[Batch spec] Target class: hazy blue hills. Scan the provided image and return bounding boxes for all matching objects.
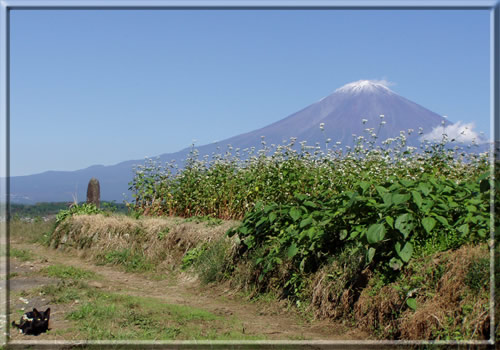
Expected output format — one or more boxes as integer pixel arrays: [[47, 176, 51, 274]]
[[8, 80, 486, 204]]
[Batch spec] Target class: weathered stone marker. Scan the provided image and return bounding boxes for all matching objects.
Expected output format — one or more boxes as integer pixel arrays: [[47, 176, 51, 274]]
[[86, 177, 100, 208]]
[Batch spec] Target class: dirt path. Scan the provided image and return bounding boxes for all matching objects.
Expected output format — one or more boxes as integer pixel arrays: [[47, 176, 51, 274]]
[[8, 240, 369, 342]]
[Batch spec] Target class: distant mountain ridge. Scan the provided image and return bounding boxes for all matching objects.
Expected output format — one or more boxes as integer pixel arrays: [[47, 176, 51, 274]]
[[8, 80, 471, 203]]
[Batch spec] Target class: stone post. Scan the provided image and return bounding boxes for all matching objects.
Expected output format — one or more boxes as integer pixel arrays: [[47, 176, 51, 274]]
[[86, 177, 100, 208]]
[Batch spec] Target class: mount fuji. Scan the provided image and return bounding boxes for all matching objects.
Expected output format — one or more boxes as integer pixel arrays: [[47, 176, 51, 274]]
[[212, 80, 450, 149], [8, 80, 476, 204]]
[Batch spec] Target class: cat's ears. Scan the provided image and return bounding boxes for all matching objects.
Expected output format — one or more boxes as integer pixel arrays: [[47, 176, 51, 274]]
[[32, 308, 50, 317]]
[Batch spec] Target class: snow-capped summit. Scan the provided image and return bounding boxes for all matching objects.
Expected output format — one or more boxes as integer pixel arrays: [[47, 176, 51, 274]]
[[335, 79, 394, 94]]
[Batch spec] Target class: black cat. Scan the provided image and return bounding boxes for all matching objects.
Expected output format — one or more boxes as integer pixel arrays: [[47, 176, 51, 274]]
[[11, 308, 50, 335]]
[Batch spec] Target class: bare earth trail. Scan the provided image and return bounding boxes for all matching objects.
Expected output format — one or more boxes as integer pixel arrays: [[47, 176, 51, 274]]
[[8, 239, 369, 342]]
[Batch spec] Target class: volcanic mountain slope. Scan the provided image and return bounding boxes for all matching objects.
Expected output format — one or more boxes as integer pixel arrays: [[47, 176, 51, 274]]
[[214, 80, 449, 149], [9, 80, 454, 203]]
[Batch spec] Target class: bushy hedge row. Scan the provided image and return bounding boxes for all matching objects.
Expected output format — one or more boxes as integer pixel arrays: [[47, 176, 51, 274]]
[[228, 172, 490, 298], [129, 129, 488, 220]]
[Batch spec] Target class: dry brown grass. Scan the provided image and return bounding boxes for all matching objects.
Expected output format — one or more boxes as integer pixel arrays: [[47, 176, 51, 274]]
[[397, 244, 490, 340], [354, 282, 403, 338], [352, 244, 490, 340], [308, 247, 367, 320], [51, 214, 239, 270]]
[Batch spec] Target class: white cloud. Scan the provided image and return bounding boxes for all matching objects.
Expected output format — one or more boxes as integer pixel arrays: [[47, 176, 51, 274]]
[[420, 121, 485, 144], [370, 78, 396, 88]]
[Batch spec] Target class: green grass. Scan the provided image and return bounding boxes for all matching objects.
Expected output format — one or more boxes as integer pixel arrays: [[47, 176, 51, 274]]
[[40, 264, 97, 280], [66, 292, 263, 340], [37, 280, 91, 304], [10, 248, 34, 262], [96, 249, 154, 272], [36, 280, 265, 341], [9, 218, 55, 245], [192, 238, 233, 284]]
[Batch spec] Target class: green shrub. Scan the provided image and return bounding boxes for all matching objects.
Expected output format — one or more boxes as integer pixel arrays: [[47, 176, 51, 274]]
[[228, 172, 490, 300], [181, 244, 208, 270], [56, 203, 103, 224], [129, 126, 488, 221], [193, 239, 233, 284]]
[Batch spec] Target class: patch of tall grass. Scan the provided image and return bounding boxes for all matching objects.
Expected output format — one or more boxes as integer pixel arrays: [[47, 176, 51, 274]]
[[9, 217, 55, 245]]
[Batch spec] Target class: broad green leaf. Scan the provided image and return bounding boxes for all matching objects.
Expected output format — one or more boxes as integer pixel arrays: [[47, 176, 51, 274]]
[[392, 193, 411, 206], [458, 223, 469, 236], [360, 181, 370, 193], [306, 227, 317, 240], [385, 216, 394, 229], [397, 242, 413, 262], [407, 298, 417, 310], [300, 216, 313, 228], [395, 213, 415, 239], [287, 243, 299, 258], [422, 217, 436, 234], [264, 204, 276, 213], [290, 207, 301, 221], [400, 179, 413, 187], [421, 199, 434, 213], [395, 241, 401, 253], [367, 247, 376, 263], [366, 223, 386, 244], [319, 218, 332, 226], [269, 212, 277, 223], [381, 193, 393, 207], [433, 215, 449, 227], [388, 182, 402, 191], [375, 185, 388, 196], [411, 191, 423, 209], [294, 193, 307, 201], [304, 201, 318, 208], [417, 183, 432, 196], [340, 229, 348, 240], [466, 205, 477, 213]]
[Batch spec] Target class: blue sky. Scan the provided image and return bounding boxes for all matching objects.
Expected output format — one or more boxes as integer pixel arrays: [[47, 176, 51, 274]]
[[10, 9, 491, 176]]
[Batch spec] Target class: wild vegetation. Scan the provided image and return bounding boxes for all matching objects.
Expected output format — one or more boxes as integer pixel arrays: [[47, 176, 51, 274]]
[[45, 120, 496, 340], [125, 121, 495, 340]]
